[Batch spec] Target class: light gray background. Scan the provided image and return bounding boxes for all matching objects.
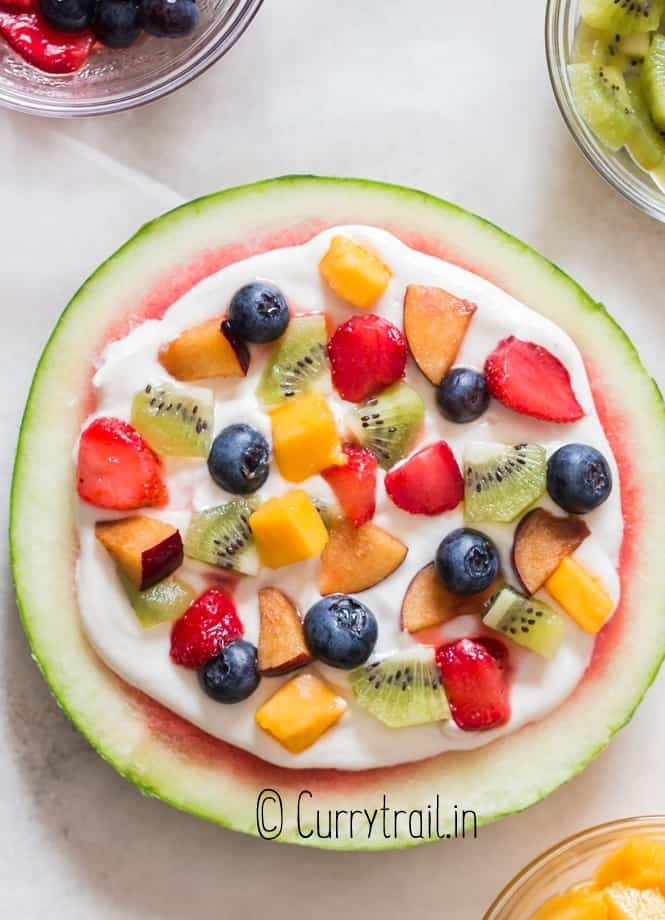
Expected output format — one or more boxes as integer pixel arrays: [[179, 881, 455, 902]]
[[2, 1, 665, 916]]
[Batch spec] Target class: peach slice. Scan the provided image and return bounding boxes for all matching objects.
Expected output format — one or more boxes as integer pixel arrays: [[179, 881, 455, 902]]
[[159, 318, 249, 381], [401, 562, 501, 633], [95, 515, 183, 589], [319, 520, 407, 595], [258, 587, 312, 676], [403, 285, 477, 384], [513, 507, 590, 594]]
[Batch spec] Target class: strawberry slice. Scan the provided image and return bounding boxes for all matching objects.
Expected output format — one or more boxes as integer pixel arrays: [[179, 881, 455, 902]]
[[436, 637, 510, 731], [0, 11, 94, 74], [170, 588, 244, 669], [77, 417, 168, 511], [321, 443, 377, 527], [0, 0, 36, 11], [385, 441, 463, 515], [484, 336, 584, 423], [328, 314, 407, 402]]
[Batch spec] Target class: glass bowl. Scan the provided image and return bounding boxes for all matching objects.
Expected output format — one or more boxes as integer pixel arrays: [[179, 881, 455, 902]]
[[0, 0, 263, 117], [546, 0, 665, 220], [484, 816, 665, 919]]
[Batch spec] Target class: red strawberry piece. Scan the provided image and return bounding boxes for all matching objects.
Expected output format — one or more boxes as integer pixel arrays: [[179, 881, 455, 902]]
[[436, 637, 510, 730], [328, 314, 407, 402], [77, 417, 168, 511], [484, 336, 584, 423], [0, 0, 36, 12], [322, 443, 377, 527], [0, 11, 94, 74], [170, 588, 244, 669], [385, 441, 463, 515]]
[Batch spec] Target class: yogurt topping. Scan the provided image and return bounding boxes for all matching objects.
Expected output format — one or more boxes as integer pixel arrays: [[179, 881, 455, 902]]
[[75, 226, 622, 770]]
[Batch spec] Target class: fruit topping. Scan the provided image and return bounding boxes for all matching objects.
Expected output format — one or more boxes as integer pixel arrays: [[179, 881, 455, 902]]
[[270, 391, 344, 482], [257, 313, 330, 406], [198, 640, 260, 703], [403, 285, 477, 384], [170, 587, 243, 669], [435, 527, 500, 595], [350, 647, 450, 728], [159, 318, 249, 381], [605, 884, 665, 917], [207, 424, 270, 495], [436, 637, 510, 731], [304, 593, 378, 669], [0, 0, 36, 11], [483, 586, 564, 659], [249, 490, 329, 569], [401, 562, 501, 634], [40, 0, 93, 31], [257, 587, 312, 676], [319, 520, 407, 595], [643, 33, 665, 130], [484, 337, 584, 423], [513, 507, 590, 594], [77, 417, 167, 510], [119, 573, 194, 629], [463, 442, 547, 523], [228, 282, 290, 345], [319, 235, 392, 309], [255, 672, 347, 753], [92, 0, 141, 48], [141, 0, 198, 37], [131, 383, 212, 458], [184, 498, 259, 575], [347, 380, 424, 470], [545, 556, 614, 634], [436, 367, 489, 423], [595, 837, 665, 891], [321, 443, 377, 527], [581, 0, 663, 34], [0, 10, 93, 73], [547, 443, 613, 514], [385, 440, 464, 516], [96, 515, 183, 589], [328, 314, 407, 403]]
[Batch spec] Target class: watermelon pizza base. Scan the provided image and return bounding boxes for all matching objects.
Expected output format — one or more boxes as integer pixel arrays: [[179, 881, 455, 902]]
[[10, 176, 665, 851]]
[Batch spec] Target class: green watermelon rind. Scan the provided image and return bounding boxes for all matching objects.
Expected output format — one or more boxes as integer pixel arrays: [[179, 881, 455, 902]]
[[10, 176, 665, 851]]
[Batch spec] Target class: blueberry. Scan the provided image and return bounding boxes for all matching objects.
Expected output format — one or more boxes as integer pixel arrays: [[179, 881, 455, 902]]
[[304, 595, 377, 669], [228, 282, 290, 344], [198, 640, 260, 703], [435, 527, 499, 595], [93, 0, 141, 47], [436, 367, 490, 423], [208, 424, 270, 495], [40, 0, 95, 31], [141, 0, 198, 37], [547, 443, 612, 514]]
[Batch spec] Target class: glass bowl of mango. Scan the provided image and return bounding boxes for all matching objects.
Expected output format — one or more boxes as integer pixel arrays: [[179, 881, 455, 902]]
[[484, 817, 665, 919]]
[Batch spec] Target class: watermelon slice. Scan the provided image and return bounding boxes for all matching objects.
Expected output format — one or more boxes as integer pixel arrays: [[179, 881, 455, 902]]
[[10, 177, 665, 850]]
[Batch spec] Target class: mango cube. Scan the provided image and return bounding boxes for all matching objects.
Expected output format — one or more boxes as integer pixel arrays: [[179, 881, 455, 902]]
[[319, 235, 392, 309], [270, 392, 344, 482], [545, 556, 614, 634], [595, 839, 665, 894], [605, 884, 665, 919], [249, 490, 328, 569], [255, 672, 347, 753], [531, 889, 609, 920]]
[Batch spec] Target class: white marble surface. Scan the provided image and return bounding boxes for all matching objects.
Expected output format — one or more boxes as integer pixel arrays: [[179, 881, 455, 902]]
[[3, 1, 665, 916]]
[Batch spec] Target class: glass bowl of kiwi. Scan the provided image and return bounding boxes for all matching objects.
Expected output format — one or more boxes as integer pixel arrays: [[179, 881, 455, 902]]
[[546, 0, 665, 221]]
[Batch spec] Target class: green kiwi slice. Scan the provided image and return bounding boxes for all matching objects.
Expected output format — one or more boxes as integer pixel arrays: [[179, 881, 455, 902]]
[[569, 63, 636, 151], [643, 34, 665, 129], [581, 0, 664, 35], [463, 442, 546, 524], [349, 647, 450, 728], [625, 74, 665, 168], [483, 586, 564, 660], [131, 384, 213, 458], [573, 22, 651, 71], [184, 498, 260, 575], [347, 381, 424, 470], [119, 571, 194, 629], [256, 314, 330, 406]]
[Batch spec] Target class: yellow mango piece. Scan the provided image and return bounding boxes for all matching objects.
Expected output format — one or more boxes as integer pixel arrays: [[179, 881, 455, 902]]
[[545, 556, 614, 634], [531, 889, 609, 919], [604, 884, 665, 919], [270, 392, 344, 482], [256, 672, 347, 753], [596, 839, 665, 894], [250, 490, 328, 569], [319, 235, 392, 309]]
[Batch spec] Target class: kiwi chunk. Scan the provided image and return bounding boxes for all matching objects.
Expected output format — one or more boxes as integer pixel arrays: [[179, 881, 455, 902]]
[[131, 384, 213, 458], [119, 571, 194, 629], [463, 442, 546, 524], [580, 0, 663, 34], [625, 74, 665, 168], [573, 22, 651, 69], [349, 647, 450, 728], [347, 381, 424, 470], [256, 314, 330, 405], [643, 34, 665, 129], [483, 586, 564, 659], [184, 498, 260, 575], [569, 64, 636, 150]]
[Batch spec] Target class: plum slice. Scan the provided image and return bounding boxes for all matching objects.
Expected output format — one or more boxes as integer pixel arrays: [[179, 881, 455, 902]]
[[512, 507, 589, 594]]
